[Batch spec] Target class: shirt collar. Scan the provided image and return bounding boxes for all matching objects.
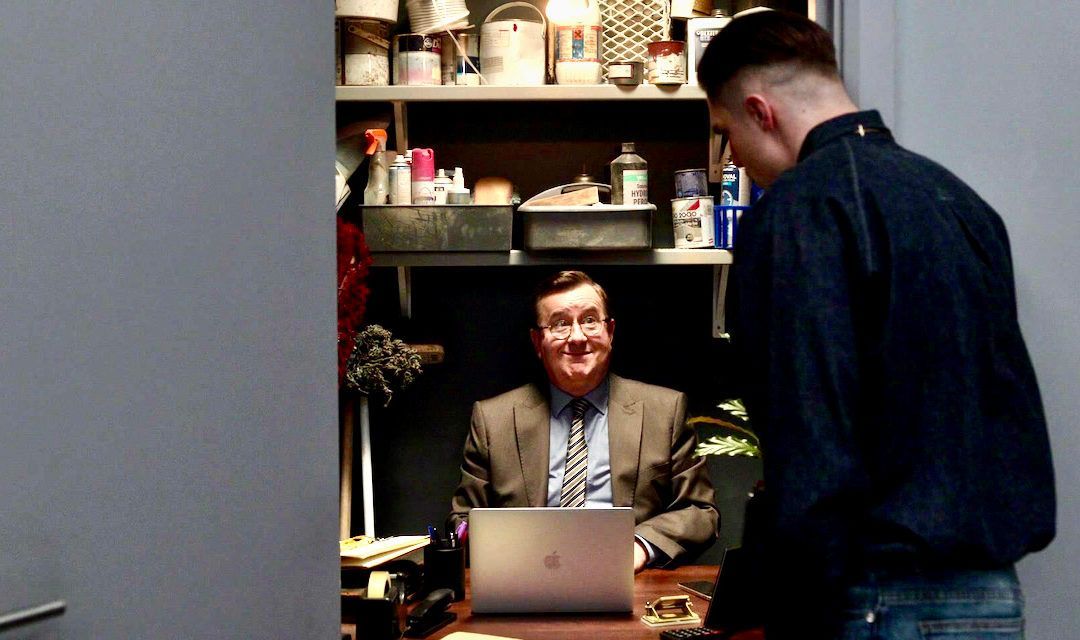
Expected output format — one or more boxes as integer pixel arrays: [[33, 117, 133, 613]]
[[797, 110, 893, 162], [550, 376, 610, 417]]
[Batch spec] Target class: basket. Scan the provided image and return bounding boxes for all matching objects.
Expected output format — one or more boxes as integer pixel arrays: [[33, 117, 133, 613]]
[[598, 0, 669, 80]]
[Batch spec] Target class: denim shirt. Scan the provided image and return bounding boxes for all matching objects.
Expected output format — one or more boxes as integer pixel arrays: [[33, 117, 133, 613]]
[[729, 111, 1056, 629]]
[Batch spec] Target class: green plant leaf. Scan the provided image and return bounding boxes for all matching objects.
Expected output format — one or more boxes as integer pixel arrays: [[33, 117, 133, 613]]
[[694, 435, 761, 459]]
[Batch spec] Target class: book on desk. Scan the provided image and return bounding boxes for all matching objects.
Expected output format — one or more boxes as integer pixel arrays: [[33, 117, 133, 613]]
[[340, 534, 430, 568]]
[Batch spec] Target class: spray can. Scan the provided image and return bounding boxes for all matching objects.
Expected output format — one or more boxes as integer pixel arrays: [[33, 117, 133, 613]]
[[411, 148, 435, 204], [433, 168, 453, 204], [721, 160, 751, 206], [610, 142, 648, 205], [389, 154, 411, 204]]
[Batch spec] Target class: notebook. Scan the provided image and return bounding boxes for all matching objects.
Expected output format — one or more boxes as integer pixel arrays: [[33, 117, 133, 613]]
[[468, 507, 635, 613]]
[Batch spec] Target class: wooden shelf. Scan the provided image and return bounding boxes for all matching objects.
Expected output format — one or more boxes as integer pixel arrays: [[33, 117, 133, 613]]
[[369, 249, 733, 267], [336, 84, 707, 103]]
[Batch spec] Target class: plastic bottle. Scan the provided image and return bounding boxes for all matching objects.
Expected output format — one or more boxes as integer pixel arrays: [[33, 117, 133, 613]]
[[411, 148, 436, 205], [548, 0, 603, 84], [447, 166, 471, 204], [610, 142, 648, 205], [363, 129, 389, 205], [433, 168, 453, 204], [389, 154, 411, 204]]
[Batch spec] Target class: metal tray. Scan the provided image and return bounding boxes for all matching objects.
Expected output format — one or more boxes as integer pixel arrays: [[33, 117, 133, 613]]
[[519, 204, 655, 250], [360, 205, 513, 252]]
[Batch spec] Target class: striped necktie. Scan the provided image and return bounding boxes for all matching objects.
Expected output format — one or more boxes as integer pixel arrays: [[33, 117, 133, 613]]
[[560, 398, 590, 508]]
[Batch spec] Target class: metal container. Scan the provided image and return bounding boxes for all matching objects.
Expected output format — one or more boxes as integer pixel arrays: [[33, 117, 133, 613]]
[[607, 60, 643, 85], [520, 205, 654, 250], [672, 195, 714, 248], [674, 168, 708, 198], [360, 205, 513, 251]]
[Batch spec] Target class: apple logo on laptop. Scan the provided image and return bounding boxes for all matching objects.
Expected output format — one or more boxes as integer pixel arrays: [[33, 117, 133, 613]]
[[544, 550, 561, 570]]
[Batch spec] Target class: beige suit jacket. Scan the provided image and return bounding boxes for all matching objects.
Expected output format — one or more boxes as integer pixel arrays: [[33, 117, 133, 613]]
[[450, 374, 719, 563]]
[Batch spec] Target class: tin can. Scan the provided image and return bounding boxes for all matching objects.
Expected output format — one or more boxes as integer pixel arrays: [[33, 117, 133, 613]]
[[608, 60, 643, 85], [721, 161, 751, 206], [389, 155, 411, 204], [672, 196, 715, 248], [674, 168, 708, 198], [394, 34, 442, 86], [714, 205, 749, 249], [646, 40, 686, 85]]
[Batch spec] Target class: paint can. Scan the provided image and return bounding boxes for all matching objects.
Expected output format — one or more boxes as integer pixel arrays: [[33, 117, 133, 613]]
[[393, 34, 442, 86], [672, 196, 715, 248], [721, 161, 751, 205], [674, 168, 708, 198], [646, 40, 686, 85]]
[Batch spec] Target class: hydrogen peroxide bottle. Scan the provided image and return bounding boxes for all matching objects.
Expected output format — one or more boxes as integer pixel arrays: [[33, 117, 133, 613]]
[[610, 142, 648, 205]]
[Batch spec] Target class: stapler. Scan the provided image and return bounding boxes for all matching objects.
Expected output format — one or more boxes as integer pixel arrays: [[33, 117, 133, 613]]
[[403, 588, 456, 638]]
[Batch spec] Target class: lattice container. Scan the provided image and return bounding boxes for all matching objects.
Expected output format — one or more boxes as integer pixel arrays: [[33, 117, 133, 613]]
[[599, 0, 670, 80]]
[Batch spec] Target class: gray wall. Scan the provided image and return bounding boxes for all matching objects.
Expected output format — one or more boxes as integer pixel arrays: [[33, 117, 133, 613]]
[[845, 2, 1079, 637], [0, 4, 338, 638]]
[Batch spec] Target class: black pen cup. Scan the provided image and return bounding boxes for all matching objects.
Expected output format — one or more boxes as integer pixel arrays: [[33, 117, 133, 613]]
[[424, 543, 465, 602]]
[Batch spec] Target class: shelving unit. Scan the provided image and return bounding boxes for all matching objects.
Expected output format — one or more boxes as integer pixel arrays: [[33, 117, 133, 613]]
[[369, 248, 732, 267], [335, 84, 708, 103]]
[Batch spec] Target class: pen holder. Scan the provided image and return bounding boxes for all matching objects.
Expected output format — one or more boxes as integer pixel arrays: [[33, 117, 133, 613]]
[[423, 544, 465, 602]]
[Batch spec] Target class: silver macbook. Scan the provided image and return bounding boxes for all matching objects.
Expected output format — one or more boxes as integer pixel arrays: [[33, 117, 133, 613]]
[[468, 507, 635, 613]]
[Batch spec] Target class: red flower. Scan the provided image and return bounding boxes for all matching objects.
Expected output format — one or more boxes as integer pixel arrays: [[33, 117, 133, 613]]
[[337, 217, 373, 384]]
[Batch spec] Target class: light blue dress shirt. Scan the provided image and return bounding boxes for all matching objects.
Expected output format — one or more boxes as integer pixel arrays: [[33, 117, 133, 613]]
[[546, 380, 612, 508], [546, 378, 661, 564]]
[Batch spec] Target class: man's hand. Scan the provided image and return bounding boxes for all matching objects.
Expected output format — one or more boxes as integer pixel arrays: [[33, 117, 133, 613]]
[[634, 539, 648, 572]]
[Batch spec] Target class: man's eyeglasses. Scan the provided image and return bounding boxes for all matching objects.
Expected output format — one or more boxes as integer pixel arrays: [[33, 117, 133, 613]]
[[537, 315, 611, 340]]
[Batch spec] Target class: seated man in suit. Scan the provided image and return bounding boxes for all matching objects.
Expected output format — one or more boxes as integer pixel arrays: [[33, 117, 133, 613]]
[[450, 270, 719, 571]]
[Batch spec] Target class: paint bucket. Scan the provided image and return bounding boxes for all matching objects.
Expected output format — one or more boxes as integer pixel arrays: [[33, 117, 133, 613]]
[[672, 196, 715, 248], [480, 2, 546, 86]]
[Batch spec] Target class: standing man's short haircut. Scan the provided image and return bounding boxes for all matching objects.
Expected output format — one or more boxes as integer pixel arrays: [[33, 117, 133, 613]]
[[697, 10, 840, 102], [532, 271, 610, 324]]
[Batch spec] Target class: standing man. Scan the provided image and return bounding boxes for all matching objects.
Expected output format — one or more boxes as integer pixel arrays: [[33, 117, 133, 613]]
[[698, 11, 1055, 640], [450, 270, 718, 572]]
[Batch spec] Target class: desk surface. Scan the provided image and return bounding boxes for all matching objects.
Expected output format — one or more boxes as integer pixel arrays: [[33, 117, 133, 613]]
[[344, 565, 762, 640]]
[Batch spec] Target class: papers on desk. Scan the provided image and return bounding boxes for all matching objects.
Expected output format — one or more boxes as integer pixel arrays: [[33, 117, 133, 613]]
[[340, 534, 430, 568]]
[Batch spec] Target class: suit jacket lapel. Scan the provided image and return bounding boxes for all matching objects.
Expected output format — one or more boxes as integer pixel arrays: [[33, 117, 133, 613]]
[[607, 374, 643, 508], [514, 385, 550, 507]]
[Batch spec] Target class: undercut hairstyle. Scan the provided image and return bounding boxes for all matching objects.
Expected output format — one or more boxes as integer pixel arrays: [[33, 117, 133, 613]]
[[697, 10, 839, 104], [532, 271, 610, 324]]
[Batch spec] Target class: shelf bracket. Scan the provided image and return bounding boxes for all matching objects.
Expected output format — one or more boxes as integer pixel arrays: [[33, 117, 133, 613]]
[[397, 266, 412, 319], [392, 100, 409, 151], [712, 264, 729, 338]]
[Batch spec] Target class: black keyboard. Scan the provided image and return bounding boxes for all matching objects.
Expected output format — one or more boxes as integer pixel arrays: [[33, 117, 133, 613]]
[[659, 627, 726, 640]]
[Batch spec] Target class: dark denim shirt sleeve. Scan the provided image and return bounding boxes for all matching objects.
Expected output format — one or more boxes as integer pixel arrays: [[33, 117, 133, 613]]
[[730, 111, 1056, 633]]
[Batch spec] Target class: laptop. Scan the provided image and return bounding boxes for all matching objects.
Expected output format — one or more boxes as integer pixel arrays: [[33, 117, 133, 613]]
[[468, 507, 635, 613]]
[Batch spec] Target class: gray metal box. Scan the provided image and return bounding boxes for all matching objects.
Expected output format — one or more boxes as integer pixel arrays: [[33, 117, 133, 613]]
[[519, 205, 655, 250], [361, 205, 513, 252]]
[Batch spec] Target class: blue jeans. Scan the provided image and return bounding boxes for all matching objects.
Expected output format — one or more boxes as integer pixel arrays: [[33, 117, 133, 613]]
[[839, 566, 1024, 640]]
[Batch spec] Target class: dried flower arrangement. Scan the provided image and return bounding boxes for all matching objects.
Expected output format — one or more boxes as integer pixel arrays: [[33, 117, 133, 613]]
[[343, 324, 423, 406]]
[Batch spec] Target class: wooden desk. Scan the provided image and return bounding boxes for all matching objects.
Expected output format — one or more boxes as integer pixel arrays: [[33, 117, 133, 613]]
[[345, 565, 757, 640]]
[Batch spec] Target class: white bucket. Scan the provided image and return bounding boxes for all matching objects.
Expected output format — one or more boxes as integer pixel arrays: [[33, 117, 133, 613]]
[[336, 0, 399, 23], [480, 2, 546, 86]]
